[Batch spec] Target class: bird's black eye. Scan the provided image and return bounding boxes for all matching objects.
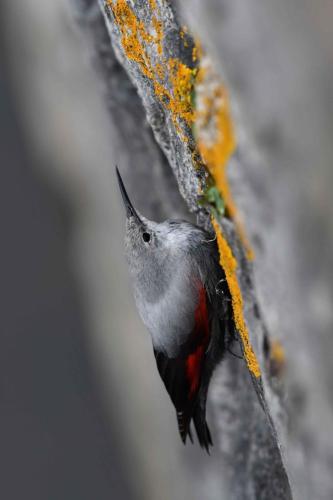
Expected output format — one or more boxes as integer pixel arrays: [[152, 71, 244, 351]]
[[142, 232, 151, 243]]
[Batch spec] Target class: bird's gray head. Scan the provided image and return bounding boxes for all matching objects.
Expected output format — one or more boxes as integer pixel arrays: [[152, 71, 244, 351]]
[[116, 168, 204, 297]]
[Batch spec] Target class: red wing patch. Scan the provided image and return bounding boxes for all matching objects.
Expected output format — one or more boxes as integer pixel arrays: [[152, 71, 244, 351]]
[[186, 284, 210, 398], [154, 282, 212, 444]]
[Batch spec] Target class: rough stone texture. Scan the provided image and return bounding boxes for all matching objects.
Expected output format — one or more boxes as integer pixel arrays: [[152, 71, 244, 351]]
[[73, 0, 292, 498], [99, 0, 204, 212], [72, 0, 189, 223], [179, 2, 333, 499], [8, 0, 333, 498]]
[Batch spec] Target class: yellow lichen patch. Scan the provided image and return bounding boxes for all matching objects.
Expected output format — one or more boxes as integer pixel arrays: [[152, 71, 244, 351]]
[[108, 0, 197, 131], [193, 48, 258, 375], [108, 0, 201, 132], [180, 25, 188, 38], [108, 0, 259, 376], [269, 339, 286, 376], [194, 58, 254, 260], [212, 218, 261, 377], [108, 0, 154, 79], [169, 59, 196, 123], [148, 0, 157, 10], [198, 88, 235, 184], [108, 1, 253, 255], [151, 16, 163, 55]]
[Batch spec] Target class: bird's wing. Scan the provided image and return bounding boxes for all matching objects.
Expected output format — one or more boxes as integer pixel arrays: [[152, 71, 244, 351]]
[[153, 282, 211, 445]]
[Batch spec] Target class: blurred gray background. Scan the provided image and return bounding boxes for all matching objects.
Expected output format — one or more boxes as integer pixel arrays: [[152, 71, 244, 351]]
[[1, 0, 333, 499]]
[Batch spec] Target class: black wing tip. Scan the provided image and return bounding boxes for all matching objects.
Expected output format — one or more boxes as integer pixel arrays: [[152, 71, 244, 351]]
[[193, 411, 213, 453], [177, 411, 213, 453], [198, 422, 213, 454]]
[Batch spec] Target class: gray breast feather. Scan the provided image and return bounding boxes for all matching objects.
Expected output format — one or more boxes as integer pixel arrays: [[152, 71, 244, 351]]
[[134, 263, 199, 357]]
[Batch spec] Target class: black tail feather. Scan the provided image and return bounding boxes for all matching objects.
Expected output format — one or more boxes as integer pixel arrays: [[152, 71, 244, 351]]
[[176, 410, 191, 444], [188, 425, 194, 443], [192, 405, 213, 452], [206, 421, 213, 447]]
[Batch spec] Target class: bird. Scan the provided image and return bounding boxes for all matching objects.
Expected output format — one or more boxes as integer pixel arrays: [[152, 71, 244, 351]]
[[116, 167, 237, 452]]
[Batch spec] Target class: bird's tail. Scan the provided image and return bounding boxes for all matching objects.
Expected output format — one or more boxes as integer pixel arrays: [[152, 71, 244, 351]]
[[176, 409, 192, 444], [192, 403, 213, 453]]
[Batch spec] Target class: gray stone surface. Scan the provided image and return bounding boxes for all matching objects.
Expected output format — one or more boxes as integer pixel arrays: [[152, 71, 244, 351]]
[[5, 0, 333, 498], [75, 0, 293, 497]]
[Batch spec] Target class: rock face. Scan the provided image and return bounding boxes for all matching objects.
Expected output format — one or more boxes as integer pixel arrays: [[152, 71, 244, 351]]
[[4, 0, 333, 497], [73, 0, 293, 498]]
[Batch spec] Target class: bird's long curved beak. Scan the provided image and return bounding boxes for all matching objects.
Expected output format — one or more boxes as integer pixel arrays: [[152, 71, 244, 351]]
[[116, 167, 142, 224]]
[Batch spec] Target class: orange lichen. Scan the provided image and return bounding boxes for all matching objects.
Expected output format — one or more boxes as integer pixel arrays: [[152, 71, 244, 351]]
[[195, 70, 254, 260], [198, 87, 234, 180], [193, 47, 257, 373], [212, 219, 261, 377], [108, 0, 153, 79], [108, 0, 197, 129], [269, 339, 286, 375], [169, 59, 196, 123], [148, 0, 157, 10], [270, 340, 285, 364], [151, 16, 163, 55], [107, 0, 259, 376]]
